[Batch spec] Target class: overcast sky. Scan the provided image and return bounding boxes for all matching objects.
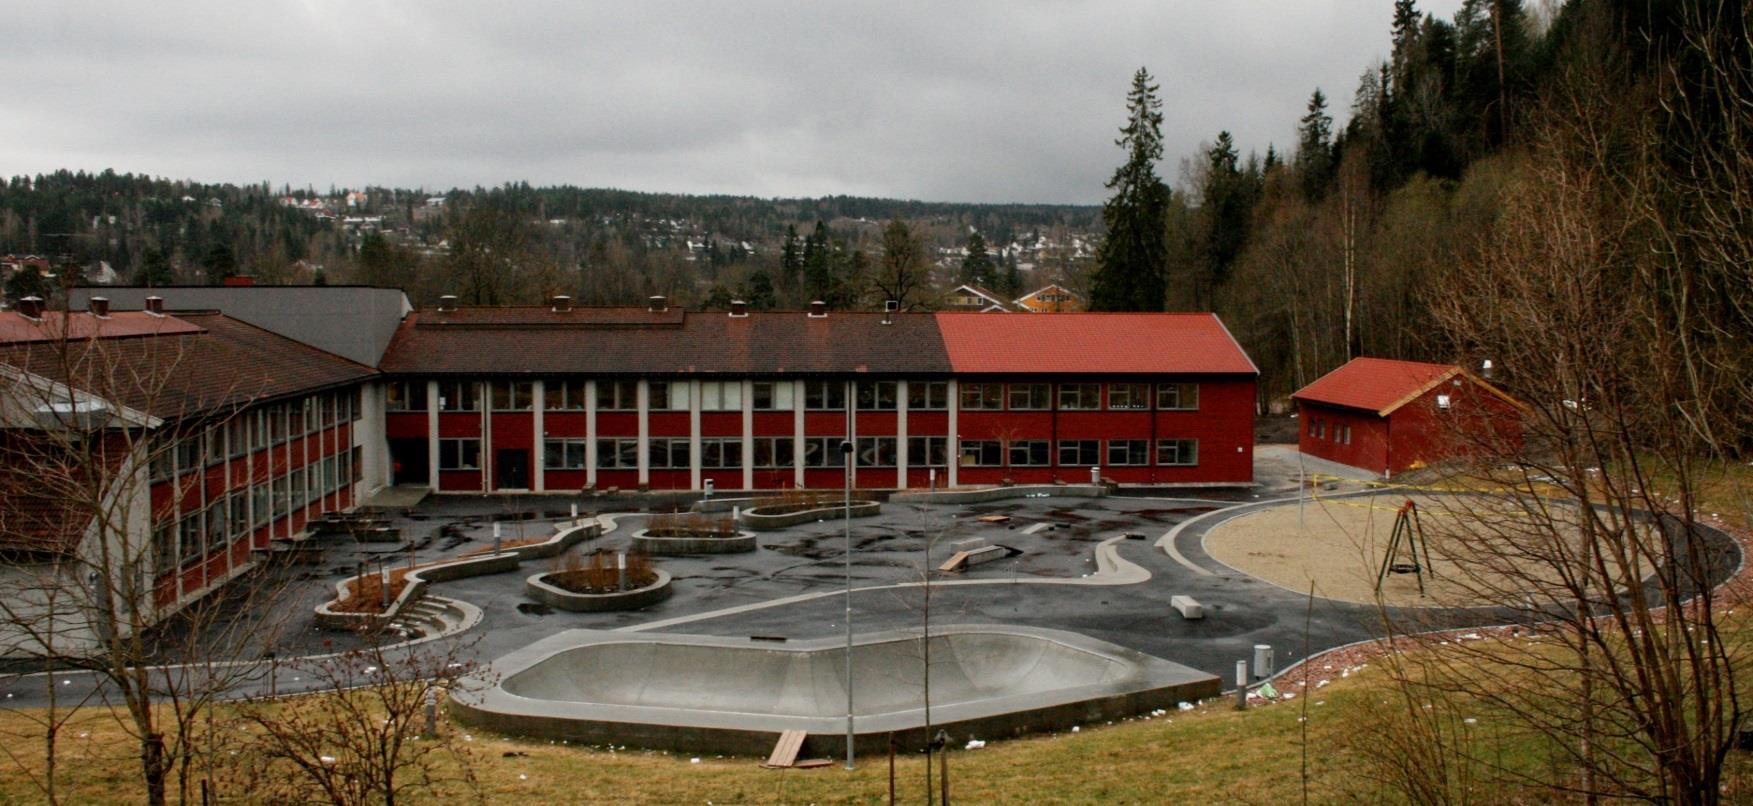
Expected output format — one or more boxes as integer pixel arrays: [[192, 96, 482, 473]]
[[3, 1, 1463, 205]]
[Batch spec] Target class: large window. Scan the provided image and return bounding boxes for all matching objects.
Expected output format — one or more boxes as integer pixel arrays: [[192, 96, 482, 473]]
[[856, 381, 898, 411], [544, 439, 587, 470], [1058, 439, 1100, 466], [700, 438, 742, 469], [597, 381, 638, 411], [960, 382, 1002, 410], [1156, 382, 1200, 411], [751, 437, 794, 467], [492, 381, 533, 411], [959, 440, 1003, 466], [1107, 439, 1150, 466], [907, 436, 949, 467], [1008, 383, 1050, 410], [856, 436, 897, 467], [649, 381, 686, 411], [1057, 383, 1101, 410], [752, 381, 794, 411], [804, 380, 845, 410], [1156, 439, 1199, 466], [544, 379, 588, 411], [648, 438, 692, 469], [801, 436, 847, 468], [907, 381, 949, 410], [175, 435, 203, 472], [596, 438, 639, 469], [699, 381, 742, 411], [437, 438, 480, 470], [1009, 440, 1050, 466], [226, 417, 251, 458], [438, 381, 479, 412], [1108, 383, 1150, 410]]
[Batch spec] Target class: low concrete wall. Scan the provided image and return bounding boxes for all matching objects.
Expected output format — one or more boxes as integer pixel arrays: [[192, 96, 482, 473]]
[[740, 501, 881, 531], [690, 497, 759, 514], [889, 484, 1108, 505], [525, 569, 674, 612], [631, 528, 758, 555]]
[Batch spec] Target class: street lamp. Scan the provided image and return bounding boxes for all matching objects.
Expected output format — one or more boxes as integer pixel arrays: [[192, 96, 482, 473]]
[[841, 437, 855, 769]]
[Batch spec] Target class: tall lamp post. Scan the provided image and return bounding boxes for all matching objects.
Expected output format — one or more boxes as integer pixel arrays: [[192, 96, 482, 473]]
[[841, 437, 855, 770]]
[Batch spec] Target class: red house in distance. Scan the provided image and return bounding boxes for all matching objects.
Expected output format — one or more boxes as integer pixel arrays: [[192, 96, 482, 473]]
[[1292, 357, 1523, 478]]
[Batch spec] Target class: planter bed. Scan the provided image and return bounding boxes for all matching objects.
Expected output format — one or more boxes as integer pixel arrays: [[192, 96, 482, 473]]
[[888, 484, 1108, 505], [525, 569, 673, 612], [630, 528, 758, 555], [739, 500, 881, 531]]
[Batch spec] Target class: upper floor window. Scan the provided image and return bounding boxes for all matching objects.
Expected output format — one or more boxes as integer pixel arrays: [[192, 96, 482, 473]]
[[648, 380, 686, 411], [1156, 382, 1199, 411], [907, 381, 949, 410], [804, 380, 845, 410], [699, 380, 742, 411], [1057, 383, 1101, 410], [438, 381, 479, 412], [752, 381, 794, 411], [597, 381, 637, 411], [960, 382, 1002, 410], [544, 379, 588, 411], [1107, 383, 1150, 410], [491, 381, 533, 411], [1007, 383, 1050, 410], [856, 381, 898, 411]]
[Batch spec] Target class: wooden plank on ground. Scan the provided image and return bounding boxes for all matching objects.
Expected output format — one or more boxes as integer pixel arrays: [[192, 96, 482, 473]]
[[763, 730, 807, 769], [939, 551, 972, 573], [975, 514, 1011, 524]]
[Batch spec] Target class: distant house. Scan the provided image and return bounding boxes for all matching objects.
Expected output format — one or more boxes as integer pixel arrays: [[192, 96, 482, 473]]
[[1292, 357, 1524, 477], [940, 284, 1013, 312], [1013, 283, 1082, 313]]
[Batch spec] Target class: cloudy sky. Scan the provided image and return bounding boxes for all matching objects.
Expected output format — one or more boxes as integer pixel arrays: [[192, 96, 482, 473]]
[[4, 1, 1462, 205]]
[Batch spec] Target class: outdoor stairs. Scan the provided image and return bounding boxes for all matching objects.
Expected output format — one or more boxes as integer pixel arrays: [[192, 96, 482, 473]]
[[384, 594, 454, 641]]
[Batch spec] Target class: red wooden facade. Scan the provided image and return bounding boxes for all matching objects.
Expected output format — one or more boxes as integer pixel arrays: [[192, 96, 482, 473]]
[[1294, 358, 1522, 477]]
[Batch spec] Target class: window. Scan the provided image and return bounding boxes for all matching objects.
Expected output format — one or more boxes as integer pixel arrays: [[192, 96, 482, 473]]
[[752, 381, 794, 411], [1058, 439, 1100, 466], [856, 437, 897, 467], [907, 436, 949, 467], [1156, 439, 1199, 466], [226, 417, 250, 458], [699, 381, 742, 411], [700, 438, 742, 469], [804, 380, 845, 410], [751, 437, 794, 467], [1156, 382, 1199, 411], [205, 426, 225, 464], [175, 435, 203, 473], [907, 381, 949, 410], [856, 381, 898, 411], [1057, 383, 1101, 410], [544, 439, 587, 470], [178, 514, 203, 567], [801, 436, 846, 468], [438, 381, 479, 412], [302, 398, 319, 435], [491, 381, 533, 411], [596, 438, 639, 469], [1435, 394, 1452, 410], [648, 438, 692, 469], [251, 482, 271, 528], [1342, 425, 1352, 445], [649, 381, 686, 411], [1107, 440, 1150, 466], [544, 379, 588, 411], [1008, 440, 1050, 466], [150, 440, 174, 481], [1008, 383, 1050, 410], [960, 382, 1002, 410], [343, 389, 358, 422], [1108, 383, 1150, 410], [438, 438, 480, 470], [959, 440, 1003, 467], [205, 500, 226, 549], [597, 381, 637, 411]]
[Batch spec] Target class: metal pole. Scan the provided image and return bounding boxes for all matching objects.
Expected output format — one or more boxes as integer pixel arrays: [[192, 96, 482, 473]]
[[1235, 659, 1249, 710], [843, 438, 855, 770]]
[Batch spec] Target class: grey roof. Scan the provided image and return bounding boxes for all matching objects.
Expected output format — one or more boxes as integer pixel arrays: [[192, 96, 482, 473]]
[[68, 286, 411, 367]]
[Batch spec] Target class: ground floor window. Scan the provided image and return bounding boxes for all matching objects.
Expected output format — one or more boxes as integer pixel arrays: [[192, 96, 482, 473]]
[[595, 438, 638, 469], [1106, 439, 1151, 466], [1156, 439, 1199, 466], [1057, 439, 1100, 466], [801, 436, 845, 468], [856, 436, 897, 467], [1009, 440, 1051, 466], [437, 438, 481, 470], [700, 438, 742, 469], [907, 436, 948, 467], [544, 438, 587, 470], [959, 440, 1003, 466], [648, 437, 692, 469], [751, 437, 793, 468]]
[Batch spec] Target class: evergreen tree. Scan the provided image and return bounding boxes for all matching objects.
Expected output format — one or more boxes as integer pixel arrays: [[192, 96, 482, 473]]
[[1002, 251, 1022, 297], [1090, 67, 1171, 312], [742, 269, 776, 309], [960, 231, 995, 287], [135, 248, 176, 286], [779, 224, 802, 287], [802, 220, 833, 303], [4, 265, 51, 302], [1295, 88, 1335, 200]]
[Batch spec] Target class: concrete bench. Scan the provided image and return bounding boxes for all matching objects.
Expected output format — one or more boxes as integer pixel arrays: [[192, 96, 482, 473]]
[[1170, 595, 1204, 620]]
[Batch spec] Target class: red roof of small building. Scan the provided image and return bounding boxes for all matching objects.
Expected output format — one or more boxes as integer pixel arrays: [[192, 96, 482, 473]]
[[1292, 357, 1461, 416], [933, 312, 1256, 375], [0, 311, 205, 344]]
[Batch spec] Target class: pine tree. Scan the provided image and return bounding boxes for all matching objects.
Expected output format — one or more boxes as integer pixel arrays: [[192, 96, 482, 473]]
[[779, 224, 802, 287], [1296, 88, 1335, 200], [960, 231, 995, 287], [1090, 67, 1171, 312]]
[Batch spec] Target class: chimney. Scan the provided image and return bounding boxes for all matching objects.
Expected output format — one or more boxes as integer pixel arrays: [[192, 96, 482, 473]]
[[882, 299, 898, 325], [808, 300, 828, 318], [1480, 359, 1495, 380], [143, 296, 165, 317], [648, 295, 668, 312], [729, 300, 748, 318], [436, 295, 458, 312], [88, 297, 110, 318], [550, 294, 572, 312], [16, 296, 44, 320]]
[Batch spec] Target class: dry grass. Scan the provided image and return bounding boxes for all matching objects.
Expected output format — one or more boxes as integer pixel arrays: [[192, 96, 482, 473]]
[[646, 512, 736, 537], [545, 550, 656, 594], [333, 566, 418, 615]]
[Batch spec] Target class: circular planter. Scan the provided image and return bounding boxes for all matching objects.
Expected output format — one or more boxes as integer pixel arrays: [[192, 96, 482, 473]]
[[631, 528, 758, 555], [525, 569, 673, 612], [740, 500, 882, 531]]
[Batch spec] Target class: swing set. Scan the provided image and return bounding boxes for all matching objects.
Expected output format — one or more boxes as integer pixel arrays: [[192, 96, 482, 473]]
[[1375, 499, 1436, 596]]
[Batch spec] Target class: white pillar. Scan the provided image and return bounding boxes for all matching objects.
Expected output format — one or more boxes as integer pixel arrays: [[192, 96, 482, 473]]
[[793, 380, 806, 488], [946, 378, 959, 488], [636, 379, 650, 488], [425, 380, 439, 491], [532, 379, 545, 492], [741, 378, 754, 491], [688, 379, 703, 491], [585, 380, 598, 489], [895, 379, 909, 490]]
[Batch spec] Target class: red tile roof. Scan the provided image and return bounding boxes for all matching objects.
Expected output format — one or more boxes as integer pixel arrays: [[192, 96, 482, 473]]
[[0, 311, 205, 344], [933, 312, 1256, 375], [1292, 357, 1460, 416]]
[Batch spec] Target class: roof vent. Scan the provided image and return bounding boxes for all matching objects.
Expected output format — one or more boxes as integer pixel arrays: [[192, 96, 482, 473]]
[[808, 300, 827, 319], [882, 299, 898, 325], [648, 295, 668, 313], [144, 296, 165, 316], [16, 296, 44, 320], [551, 294, 572, 313], [1479, 359, 1495, 380], [729, 300, 749, 318], [436, 295, 458, 312], [88, 297, 110, 318]]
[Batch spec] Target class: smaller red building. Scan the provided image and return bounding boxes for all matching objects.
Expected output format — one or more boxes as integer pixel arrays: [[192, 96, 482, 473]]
[[1292, 357, 1522, 477]]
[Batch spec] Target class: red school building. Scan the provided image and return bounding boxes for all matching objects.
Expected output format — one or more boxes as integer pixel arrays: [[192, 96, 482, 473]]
[[375, 300, 1259, 493], [1292, 357, 1523, 478]]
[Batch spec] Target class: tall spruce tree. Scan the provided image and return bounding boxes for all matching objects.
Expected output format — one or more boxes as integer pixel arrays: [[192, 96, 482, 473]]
[[1090, 67, 1171, 311], [960, 231, 995, 287], [802, 220, 833, 303], [1295, 88, 1335, 199], [779, 224, 802, 288]]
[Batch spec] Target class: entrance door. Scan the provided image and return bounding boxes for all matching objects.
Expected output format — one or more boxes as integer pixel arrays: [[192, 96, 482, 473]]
[[496, 449, 530, 490], [388, 438, 429, 486]]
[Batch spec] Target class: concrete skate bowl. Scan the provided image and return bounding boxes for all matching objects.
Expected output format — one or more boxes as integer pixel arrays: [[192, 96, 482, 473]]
[[451, 625, 1219, 754]]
